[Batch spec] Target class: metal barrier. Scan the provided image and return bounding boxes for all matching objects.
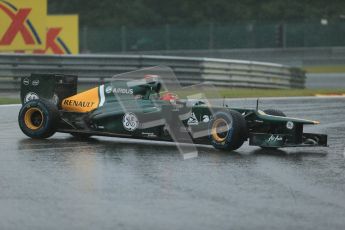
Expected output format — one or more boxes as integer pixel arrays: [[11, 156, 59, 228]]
[[0, 54, 305, 90]]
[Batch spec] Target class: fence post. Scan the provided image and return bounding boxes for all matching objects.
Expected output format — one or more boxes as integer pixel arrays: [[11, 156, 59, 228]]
[[121, 25, 127, 53], [275, 23, 286, 48], [282, 23, 286, 48], [81, 25, 88, 53], [303, 22, 306, 47], [208, 22, 214, 50], [165, 24, 171, 51]]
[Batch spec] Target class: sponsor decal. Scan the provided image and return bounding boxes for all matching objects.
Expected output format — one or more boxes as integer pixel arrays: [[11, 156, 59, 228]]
[[187, 114, 211, 125], [268, 135, 283, 142], [105, 85, 112, 94], [202, 115, 210, 122], [187, 112, 198, 125], [123, 112, 139, 131], [32, 79, 39, 86], [23, 78, 29, 85], [0, 0, 46, 50], [24, 92, 39, 102], [62, 87, 99, 113], [286, 121, 294, 130], [33, 27, 69, 54], [142, 132, 157, 138], [31, 15, 79, 54], [112, 88, 133, 95], [63, 99, 95, 108]]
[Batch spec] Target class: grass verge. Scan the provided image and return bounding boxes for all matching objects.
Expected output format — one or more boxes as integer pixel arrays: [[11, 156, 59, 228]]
[[218, 88, 345, 98], [0, 98, 21, 105]]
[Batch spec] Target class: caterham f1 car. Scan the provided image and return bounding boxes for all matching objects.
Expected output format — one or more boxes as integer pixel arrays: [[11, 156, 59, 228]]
[[18, 67, 328, 151]]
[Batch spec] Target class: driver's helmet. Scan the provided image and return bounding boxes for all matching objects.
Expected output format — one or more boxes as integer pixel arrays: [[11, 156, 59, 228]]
[[160, 92, 179, 104], [144, 74, 159, 82]]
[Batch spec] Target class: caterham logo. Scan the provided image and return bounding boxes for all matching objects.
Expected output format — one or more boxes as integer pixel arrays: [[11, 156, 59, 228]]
[[63, 100, 95, 108], [123, 112, 139, 131]]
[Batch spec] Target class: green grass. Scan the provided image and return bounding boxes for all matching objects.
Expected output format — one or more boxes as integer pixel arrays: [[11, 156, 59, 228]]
[[176, 88, 345, 99], [0, 98, 21, 105], [218, 88, 345, 98], [0, 89, 344, 105]]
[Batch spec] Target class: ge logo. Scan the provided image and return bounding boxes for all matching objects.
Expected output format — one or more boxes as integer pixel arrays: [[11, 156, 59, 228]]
[[24, 92, 39, 103], [122, 112, 139, 131]]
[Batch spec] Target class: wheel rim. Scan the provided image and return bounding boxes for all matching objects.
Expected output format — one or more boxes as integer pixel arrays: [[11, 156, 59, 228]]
[[24, 108, 44, 130], [211, 118, 230, 142]]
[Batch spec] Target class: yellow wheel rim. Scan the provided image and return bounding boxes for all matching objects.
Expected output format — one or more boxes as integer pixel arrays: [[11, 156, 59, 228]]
[[24, 108, 44, 130], [211, 118, 229, 142]]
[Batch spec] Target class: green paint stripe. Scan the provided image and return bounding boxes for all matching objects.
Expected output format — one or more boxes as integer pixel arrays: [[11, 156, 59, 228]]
[[304, 66, 345, 73]]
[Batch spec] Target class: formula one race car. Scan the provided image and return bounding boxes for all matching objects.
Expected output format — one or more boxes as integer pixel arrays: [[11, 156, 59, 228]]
[[18, 66, 327, 151]]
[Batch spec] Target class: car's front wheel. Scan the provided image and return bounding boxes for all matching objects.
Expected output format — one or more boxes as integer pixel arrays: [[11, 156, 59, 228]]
[[209, 110, 247, 151]]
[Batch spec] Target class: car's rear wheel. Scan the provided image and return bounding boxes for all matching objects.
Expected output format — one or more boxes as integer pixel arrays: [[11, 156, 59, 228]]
[[209, 110, 247, 151], [18, 99, 59, 139]]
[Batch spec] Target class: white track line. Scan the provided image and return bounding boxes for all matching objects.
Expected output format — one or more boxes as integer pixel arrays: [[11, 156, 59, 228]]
[[224, 96, 345, 101], [0, 104, 21, 107]]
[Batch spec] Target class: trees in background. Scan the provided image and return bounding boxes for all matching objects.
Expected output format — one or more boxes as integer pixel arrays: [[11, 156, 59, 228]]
[[48, 0, 345, 27]]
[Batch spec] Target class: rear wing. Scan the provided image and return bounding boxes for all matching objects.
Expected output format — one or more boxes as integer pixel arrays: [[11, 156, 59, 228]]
[[20, 74, 78, 109]]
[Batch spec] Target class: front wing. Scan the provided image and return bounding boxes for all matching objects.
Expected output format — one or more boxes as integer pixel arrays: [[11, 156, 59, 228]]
[[249, 133, 328, 148]]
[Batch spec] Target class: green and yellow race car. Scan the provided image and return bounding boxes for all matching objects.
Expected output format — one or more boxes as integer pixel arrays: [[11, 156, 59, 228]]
[[18, 66, 327, 151]]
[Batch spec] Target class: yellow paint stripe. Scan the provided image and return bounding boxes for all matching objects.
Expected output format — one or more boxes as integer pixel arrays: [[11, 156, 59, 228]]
[[62, 87, 100, 113]]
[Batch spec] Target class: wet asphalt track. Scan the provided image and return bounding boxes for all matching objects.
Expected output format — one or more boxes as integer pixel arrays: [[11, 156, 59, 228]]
[[1, 97, 345, 230]]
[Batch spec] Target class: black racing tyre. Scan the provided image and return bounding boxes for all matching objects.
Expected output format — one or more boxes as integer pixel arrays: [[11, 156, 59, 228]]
[[264, 109, 286, 117], [70, 133, 92, 139], [209, 110, 247, 151], [18, 99, 59, 139]]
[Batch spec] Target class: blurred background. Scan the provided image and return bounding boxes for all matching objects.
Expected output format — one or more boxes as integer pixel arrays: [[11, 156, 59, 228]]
[[49, 0, 345, 90], [0, 0, 345, 102], [48, 0, 345, 53]]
